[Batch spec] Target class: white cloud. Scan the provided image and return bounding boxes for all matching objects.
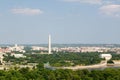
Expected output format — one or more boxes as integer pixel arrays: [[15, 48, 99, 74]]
[[62, 0, 119, 5], [99, 4, 120, 17], [63, 0, 102, 4], [11, 8, 43, 15]]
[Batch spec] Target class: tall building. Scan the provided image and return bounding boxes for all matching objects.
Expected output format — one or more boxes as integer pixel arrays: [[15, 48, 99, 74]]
[[0, 53, 4, 64], [15, 44, 18, 48], [48, 35, 51, 54]]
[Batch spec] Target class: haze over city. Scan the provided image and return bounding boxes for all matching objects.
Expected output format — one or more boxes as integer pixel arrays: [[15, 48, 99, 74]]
[[0, 0, 120, 44]]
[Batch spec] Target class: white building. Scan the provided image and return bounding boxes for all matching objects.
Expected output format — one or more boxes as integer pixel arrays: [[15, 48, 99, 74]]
[[11, 53, 26, 58], [8, 44, 25, 53], [0, 53, 5, 64], [100, 54, 112, 60], [31, 46, 47, 51]]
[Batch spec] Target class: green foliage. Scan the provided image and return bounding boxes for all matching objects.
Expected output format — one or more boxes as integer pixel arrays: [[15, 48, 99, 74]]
[[107, 60, 114, 64], [36, 63, 44, 70], [3, 52, 120, 80], [0, 67, 120, 80], [4, 52, 103, 67], [111, 53, 120, 60]]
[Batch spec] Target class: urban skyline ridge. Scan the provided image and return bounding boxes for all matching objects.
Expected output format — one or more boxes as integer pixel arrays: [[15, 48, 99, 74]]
[[0, 43, 120, 47]]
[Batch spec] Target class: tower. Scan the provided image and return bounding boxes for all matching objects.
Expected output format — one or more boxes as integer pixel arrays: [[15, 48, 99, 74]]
[[15, 44, 18, 48], [48, 35, 51, 54]]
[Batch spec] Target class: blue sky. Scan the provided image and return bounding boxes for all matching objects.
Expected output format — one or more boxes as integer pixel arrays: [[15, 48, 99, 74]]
[[0, 0, 120, 44]]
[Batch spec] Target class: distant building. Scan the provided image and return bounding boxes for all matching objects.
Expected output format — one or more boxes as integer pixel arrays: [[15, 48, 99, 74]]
[[100, 54, 112, 60], [31, 46, 48, 51], [0, 47, 11, 53], [0, 53, 5, 64], [11, 53, 26, 58], [8, 44, 25, 53]]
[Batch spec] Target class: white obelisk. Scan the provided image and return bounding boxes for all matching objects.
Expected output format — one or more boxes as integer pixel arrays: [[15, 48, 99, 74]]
[[48, 35, 51, 54]]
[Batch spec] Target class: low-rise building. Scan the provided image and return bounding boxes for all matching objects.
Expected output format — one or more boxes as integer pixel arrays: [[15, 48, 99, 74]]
[[0, 53, 5, 64], [100, 54, 112, 60], [11, 53, 26, 58]]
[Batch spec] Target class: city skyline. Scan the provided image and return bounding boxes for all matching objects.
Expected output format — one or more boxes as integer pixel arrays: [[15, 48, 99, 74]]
[[0, 0, 120, 44]]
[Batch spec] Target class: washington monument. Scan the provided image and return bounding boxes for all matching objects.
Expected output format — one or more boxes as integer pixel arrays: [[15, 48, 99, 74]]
[[48, 35, 51, 54]]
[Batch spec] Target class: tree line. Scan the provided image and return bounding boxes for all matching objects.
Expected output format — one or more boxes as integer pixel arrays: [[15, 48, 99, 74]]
[[4, 52, 103, 66], [0, 64, 120, 80]]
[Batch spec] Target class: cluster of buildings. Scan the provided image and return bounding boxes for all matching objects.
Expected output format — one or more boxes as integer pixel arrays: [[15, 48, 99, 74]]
[[31, 46, 120, 53], [29, 35, 120, 54], [60, 47, 120, 53], [0, 44, 26, 64], [0, 44, 25, 53], [0, 35, 52, 65], [0, 35, 120, 66], [32, 46, 48, 51], [9, 44, 25, 53]]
